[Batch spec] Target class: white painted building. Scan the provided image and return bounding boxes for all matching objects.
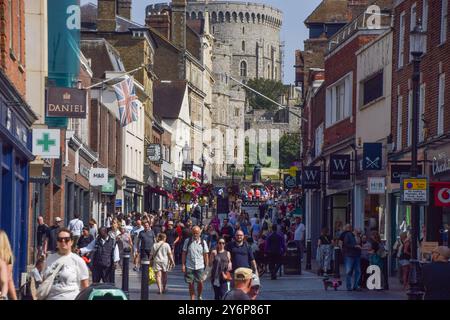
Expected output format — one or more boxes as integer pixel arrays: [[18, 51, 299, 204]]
[[354, 30, 393, 239]]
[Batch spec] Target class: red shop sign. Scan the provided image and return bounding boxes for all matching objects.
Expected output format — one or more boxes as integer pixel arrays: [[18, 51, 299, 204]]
[[432, 182, 450, 207]]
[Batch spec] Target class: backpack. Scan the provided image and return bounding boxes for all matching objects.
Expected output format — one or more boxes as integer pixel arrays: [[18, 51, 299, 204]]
[[186, 237, 207, 254]]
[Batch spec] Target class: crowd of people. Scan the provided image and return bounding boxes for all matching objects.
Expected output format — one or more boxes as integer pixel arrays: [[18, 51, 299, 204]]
[[1, 185, 449, 300]]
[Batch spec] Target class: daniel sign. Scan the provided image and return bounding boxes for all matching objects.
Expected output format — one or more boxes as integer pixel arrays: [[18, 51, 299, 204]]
[[89, 168, 108, 186]]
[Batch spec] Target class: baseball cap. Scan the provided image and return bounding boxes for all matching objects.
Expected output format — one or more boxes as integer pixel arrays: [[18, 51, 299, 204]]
[[55, 217, 62, 222], [251, 274, 260, 288], [234, 268, 253, 281]]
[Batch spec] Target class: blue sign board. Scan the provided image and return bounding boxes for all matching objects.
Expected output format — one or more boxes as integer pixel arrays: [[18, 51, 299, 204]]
[[115, 199, 123, 208], [363, 143, 382, 170]]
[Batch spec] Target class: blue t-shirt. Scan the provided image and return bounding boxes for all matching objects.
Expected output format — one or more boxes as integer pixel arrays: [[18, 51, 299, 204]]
[[241, 224, 249, 236], [226, 241, 255, 271]]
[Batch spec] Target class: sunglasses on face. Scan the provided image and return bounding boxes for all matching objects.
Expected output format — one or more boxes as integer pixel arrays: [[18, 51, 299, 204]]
[[57, 237, 72, 243]]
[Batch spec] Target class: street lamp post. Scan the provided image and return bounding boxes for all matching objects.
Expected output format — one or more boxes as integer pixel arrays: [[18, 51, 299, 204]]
[[200, 154, 205, 226], [182, 142, 192, 222], [408, 19, 426, 300]]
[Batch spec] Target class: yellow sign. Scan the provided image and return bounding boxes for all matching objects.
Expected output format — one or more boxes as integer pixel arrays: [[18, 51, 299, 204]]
[[403, 178, 427, 190], [421, 242, 439, 254], [289, 166, 298, 177]]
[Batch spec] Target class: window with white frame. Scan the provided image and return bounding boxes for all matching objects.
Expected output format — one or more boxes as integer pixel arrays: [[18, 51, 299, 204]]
[[397, 96, 403, 150], [315, 123, 324, 157], [399, 12, 406, 68], [419, 83, 426, 142], [410, 3, 417, 31], [362, 71, 383, 106], [410, 3, 417, 62], [407, 90, 413, 146], [326, 72, 352, 127], [438, 73, 446, 135], [441, 0, 448, 44], [423, 0, 428, 31]]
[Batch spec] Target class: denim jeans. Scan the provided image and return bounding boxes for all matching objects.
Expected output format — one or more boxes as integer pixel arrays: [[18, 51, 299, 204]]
[[344, 256, 361, 290]]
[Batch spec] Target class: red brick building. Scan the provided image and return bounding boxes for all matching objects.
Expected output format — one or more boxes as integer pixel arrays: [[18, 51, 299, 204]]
[[0, 0, 38, 284], [390, 0, 450, 244]]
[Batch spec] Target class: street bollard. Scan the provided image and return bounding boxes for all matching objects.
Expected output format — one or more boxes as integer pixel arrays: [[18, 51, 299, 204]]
[[306, 239, 312, 270], [140, 260, 150, 301], [122, 247, 131, 298], [334, 246, 341, 278]]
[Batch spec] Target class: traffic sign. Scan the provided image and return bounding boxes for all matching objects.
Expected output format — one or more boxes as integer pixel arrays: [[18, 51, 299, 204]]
[[401, 177, 429, 204], [32, 129, 60, 158]]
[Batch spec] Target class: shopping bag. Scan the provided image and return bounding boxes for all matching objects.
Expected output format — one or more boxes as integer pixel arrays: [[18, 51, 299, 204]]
[[148, 267, 156, 285]]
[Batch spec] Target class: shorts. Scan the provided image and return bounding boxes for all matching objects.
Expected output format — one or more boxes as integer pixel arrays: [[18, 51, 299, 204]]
[[184, 268, 203, 284], [140, 250, 152, 261]]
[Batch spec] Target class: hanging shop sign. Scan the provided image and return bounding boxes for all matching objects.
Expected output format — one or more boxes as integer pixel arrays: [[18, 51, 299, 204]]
[[329, 154, 351, 180], [126, 179, 137, 189], [284, 174, 297, 189], [431, 152, 450, 177], [32, 129, 61, 159], [89, 168, 109, 186], [433, 183, 450, 207], [401, 177, 429, 205], [363, 143, 382, 170], [47, 87, 87, 118], [296, 171, 302, 187], [79, 164, 90, 180], [390, 164, 423, 183], [115, 199, 122, 207], [102, 176, 116, 194], [368, 177, 385, 194], [302, 166, 321, 189], [147, 144, 162, 162]]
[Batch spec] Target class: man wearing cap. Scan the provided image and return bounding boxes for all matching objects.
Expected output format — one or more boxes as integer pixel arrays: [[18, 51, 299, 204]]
[[223, 267, 252, 300], [248, 273, 261, 300], [422, 246, 450, 300], [43, 217, 63, 255]]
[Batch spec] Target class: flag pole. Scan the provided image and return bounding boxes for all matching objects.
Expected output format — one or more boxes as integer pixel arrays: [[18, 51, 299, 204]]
[[83, 64, 146, 90]]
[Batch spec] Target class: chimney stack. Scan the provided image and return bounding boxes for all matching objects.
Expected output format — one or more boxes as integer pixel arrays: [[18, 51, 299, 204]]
[[117, 0, 132, 20], [146, 10, 172, 40], [98, 0, 117, 32], [171, 0, 187, 50]]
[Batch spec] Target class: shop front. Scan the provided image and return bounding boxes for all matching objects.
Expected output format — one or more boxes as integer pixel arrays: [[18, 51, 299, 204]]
[[426, 144, 450, 246], [124, 178, 143, 214], [0, 71, 37, 284]]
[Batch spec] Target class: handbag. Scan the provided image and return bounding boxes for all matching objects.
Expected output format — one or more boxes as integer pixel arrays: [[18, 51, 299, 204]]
[[222, 271, 232, 282], [36, 256, 68, 300]]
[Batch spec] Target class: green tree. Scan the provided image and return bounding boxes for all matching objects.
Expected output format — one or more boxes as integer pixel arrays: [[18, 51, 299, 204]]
[[245, 78, 287, 111], [279, 134, 300, 169]]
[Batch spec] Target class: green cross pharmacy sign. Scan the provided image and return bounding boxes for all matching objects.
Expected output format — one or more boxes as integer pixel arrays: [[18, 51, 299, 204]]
[[32, 129, 60, 159]]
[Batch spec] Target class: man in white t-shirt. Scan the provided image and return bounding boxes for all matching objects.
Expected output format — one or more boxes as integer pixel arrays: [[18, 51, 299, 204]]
[[294, 216, 306, 273], [68, 213, 85, 250]]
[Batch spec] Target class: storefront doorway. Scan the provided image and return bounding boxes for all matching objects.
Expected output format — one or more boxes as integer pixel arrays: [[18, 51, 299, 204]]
[[330, 193, 350, 239]]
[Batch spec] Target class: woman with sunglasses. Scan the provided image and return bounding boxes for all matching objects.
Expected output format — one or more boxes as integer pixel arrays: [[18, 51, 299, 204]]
[[42, 228, 89, 300], [209, 237, 232, 300]]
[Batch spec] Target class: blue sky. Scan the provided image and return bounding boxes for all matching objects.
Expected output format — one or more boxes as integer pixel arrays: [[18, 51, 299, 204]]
[[80, 0, 323, 84]]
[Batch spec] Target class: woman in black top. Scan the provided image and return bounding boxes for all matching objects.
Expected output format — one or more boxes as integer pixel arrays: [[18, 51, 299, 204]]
[[317, 227, 332, 276], [210, 238, 232, 300]]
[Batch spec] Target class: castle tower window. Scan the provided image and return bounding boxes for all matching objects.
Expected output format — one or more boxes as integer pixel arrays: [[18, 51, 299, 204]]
[[246, 13, 250, 23], [219, 12, 224, 22], [226, 12, 231, 22], [191, 12, 197, 20], [267, 64, 270, 78], [198, 12, 203, 19], [232, 12, 237, 22], [212, 11, 217, 23], [240, 61, 247, 77], [252, 13, 256, 23], [242, 40, 245, 51], [242, 27, 245, 34], [239, 12, 244, 22]]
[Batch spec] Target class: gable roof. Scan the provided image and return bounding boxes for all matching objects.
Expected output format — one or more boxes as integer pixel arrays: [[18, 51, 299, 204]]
[[304, 0, 350, 25], [80, 39, 126, 79], [153, 80, 188, 119]]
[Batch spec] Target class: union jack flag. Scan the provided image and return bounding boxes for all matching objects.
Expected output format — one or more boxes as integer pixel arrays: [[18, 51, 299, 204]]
[[113, 76, 141, 127]]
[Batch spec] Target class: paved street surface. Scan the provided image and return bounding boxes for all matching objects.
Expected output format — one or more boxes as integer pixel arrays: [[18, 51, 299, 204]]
[[114, 264, 406, 300]]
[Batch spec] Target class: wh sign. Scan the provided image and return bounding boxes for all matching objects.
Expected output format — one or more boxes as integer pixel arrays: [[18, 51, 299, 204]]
[[329, 154, 350, 180], [302, 166, 321, 189]]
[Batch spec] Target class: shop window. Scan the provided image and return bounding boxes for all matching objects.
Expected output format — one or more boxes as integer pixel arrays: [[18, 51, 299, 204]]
[[362, 71, 383, 106]]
